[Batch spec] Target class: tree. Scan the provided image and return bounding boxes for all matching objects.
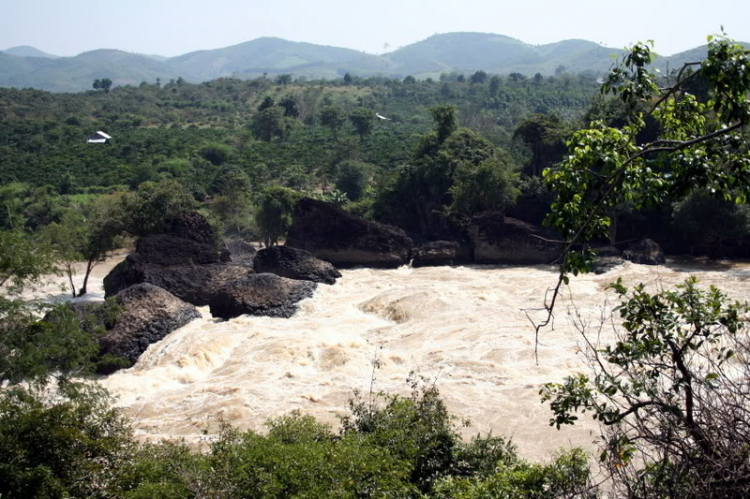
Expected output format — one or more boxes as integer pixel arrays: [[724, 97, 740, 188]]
[[255, 186, 299, 247], [542, 278, 750, 497], [319, 105, 346, 139], [0, 230, 55, 293], [275, 74, 292, 85], [672, 189, 750, 256], [92, 78, 113, 93], [42, 199, 123, 297], [279, 95, 300, 117], [513, 114, 569, 177], [257, 96, 275, 111], [449, 157, 519, 215], [537, 34, 750, 498], [335, 160, 372, 201], [469, 70, 488, 84], [430, 105, 457, 144], [348, 108, 374, 141], [343, 72, 353, 85], [251, 106, 286, 141], [119, 180, 196, 237]]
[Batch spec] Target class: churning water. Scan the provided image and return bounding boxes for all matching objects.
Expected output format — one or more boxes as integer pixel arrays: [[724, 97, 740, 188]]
[[43, 256, 750, 460]]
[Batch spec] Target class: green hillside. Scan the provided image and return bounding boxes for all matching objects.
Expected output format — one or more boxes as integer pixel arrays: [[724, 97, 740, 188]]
[[2, 45, 60, 59], [0, 49, 181, 92], [168, 37, 389, 82]]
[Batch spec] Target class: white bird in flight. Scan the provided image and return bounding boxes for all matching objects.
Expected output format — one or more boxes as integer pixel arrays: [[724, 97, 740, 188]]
[[375, 112, 391, 121]]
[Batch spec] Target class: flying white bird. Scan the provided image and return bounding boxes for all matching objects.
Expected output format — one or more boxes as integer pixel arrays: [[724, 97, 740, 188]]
[[375, 113, 391, 121]]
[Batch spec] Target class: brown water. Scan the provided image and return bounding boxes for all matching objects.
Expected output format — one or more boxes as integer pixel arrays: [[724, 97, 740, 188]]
[[47, 257, 750, 460]]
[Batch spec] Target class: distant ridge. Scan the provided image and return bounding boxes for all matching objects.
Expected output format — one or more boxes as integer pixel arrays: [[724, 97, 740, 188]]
[[0, 34, 745, 93], [3, 45, 60, 59]]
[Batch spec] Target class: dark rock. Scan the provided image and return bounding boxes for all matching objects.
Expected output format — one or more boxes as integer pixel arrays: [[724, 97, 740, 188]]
[[103, 211, 247, 306], [286, 198, 413, 268], [209, 273, 317, 320], [98, 284, 200, 369], [254, 246, 341, 284], [136, 233, 229, 266], [412, 241, 463, 267], [104, 259, 251, 306], [166, 211, 219, 244], [468, 213, 563, 265], [591, 246, 623, 274], [623, 238, 666, 265], [224, 239, 257, 266]]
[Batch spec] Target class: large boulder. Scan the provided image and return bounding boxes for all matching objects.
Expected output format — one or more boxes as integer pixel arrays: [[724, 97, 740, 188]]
[[412, 241, 465, 268], [99, 284, 200, 370], [57, 284, 200, 373], [104, 259, 251, 306], [253, 246, 341, 284], [103, 212, 249, 306], [286, 198, 414, 268], [468, 213, 563, 265], [224, 239, 257, 266], [623, 238, 666, 265], [209, 273, 317, 320], [591, 246, 624, 274]]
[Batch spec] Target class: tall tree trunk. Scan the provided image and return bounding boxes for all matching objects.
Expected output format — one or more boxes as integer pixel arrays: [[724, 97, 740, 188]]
[[66, 265, 77, 298], [79, 259, 95, 297]]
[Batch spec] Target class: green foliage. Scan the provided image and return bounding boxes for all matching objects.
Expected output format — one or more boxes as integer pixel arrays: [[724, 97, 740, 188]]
[[251, 106, 287, 141], [0, 229, 55, 292], [119, 179, 196, 237], [255, 185, 299, 246], [543, 34, 750, 277], [319, 104, 347, 137], [430, 105, 458, 144], [0, 384, 133, 499], [349, 107, 375, 140], [92, 77, 113, 93], [541, 277, 750, 497], [334, 160, 372, 201], [671, 189, 750, 255], [449, 157, 520, 215], [340, 383, 464, 493], [432, 448, 593, 499]]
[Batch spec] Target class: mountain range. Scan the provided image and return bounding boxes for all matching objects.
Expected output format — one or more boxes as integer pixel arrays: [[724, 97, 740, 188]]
[[1, 33, 743, 93]]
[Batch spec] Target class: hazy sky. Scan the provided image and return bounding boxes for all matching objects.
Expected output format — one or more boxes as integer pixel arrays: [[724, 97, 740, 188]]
[[3, 0, 749, 57]]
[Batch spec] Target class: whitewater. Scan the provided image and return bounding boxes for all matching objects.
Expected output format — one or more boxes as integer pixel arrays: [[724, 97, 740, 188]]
[[38, 256, 750, 460]]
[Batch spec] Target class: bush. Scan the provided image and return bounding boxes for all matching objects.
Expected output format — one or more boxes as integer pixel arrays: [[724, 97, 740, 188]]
[[0, 384, 133, 499]]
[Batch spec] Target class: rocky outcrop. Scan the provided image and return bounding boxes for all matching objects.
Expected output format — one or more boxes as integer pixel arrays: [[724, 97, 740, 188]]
[[98, 284, 200, 370], [56, 284, 200, 373], [224, 239, 257, 266], [209, 273, 317, 320], [623, 238, 666, 265], [412, 241, 465, 267], [286, 198, 413, 268], [104, 259, 252, 306], [468, 213, 563, 265], [103, 212, 250, 306], [591, 246, 624, 274], [253, 246, 341, 284]]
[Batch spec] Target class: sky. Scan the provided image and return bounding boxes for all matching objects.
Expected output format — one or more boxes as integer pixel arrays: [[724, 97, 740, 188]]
[[2, 0, 749, 58]]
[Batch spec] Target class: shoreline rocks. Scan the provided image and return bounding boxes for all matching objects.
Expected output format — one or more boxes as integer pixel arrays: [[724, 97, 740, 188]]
[[209, 273, 317, 320], [286, 198, 413, 268], [253, 245, 341, 284]]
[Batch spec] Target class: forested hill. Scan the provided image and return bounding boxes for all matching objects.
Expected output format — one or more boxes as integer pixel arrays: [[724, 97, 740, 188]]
[[3, 32, 743, 92]]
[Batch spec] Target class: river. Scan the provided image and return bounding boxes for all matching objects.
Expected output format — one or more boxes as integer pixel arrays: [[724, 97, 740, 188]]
[[39, 255, 750, 461]]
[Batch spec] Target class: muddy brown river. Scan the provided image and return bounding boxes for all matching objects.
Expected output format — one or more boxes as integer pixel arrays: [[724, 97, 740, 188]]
[[37, 256, 750, 460]]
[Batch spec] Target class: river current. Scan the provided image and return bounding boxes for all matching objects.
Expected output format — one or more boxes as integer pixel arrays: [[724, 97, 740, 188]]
[[39, 256, 750, 460]]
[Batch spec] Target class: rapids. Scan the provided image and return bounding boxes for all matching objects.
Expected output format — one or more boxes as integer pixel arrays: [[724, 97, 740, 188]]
[[41, 256, 750, 460]]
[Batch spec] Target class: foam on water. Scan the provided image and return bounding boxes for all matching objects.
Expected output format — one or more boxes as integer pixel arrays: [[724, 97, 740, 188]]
[[43, 255, 750, 460]]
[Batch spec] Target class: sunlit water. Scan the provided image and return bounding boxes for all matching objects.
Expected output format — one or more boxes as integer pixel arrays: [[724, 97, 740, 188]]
[[36, 255, 750, 460]]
